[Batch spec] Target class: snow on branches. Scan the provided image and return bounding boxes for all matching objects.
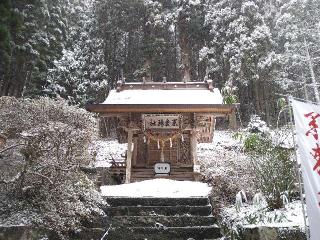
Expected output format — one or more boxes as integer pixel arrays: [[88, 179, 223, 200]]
[[0, 97, 104, 236]]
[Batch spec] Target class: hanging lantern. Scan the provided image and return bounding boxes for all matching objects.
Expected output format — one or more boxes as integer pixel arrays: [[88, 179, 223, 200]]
[[143, 135, 146, 143], [157, 139, 160, 149], [170, 138, 172, 148], [181, 134, 184, 142]]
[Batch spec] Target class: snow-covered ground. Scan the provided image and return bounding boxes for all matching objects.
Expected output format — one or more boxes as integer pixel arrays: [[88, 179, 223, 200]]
[[91, 140, 127, 168], [198, 130, 256, 199], [198, 130, 246, 175], [100, 179, 211, 198]]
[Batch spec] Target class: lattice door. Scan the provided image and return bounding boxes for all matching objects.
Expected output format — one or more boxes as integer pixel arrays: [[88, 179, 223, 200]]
[[136, 135, 148, 166], [177, 134, 191, 165], [147, 138, 178, 166]]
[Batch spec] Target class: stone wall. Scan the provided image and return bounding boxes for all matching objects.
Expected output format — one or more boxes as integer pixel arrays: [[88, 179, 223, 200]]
[[0, 226, 59, 240], [0, 225, 108, 240], [238, 226, 306, 240]]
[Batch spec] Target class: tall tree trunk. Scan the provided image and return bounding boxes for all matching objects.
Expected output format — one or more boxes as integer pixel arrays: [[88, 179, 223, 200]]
[[143, 12, 152, 82], [253, 80, 261, 114], [143, 59, 152, 82], [303, 74, 309, 100], [263, 81, 271, 125], [174, 24, 178, 81], [177, 12, 191, 83], [304, 37, 320, 103], [179, 32, 191, 82]]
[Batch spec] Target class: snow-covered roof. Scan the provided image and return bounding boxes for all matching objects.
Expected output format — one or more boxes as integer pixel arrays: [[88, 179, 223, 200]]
[[103, 88, 223, 105], [86, 81, 236, 114]]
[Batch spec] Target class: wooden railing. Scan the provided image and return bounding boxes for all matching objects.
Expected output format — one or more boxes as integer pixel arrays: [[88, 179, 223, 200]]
[[110, 158, 126, 168]]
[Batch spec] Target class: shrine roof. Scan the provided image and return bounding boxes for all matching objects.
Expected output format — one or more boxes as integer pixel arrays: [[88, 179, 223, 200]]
[[103, 88, 223, 105], [86, 81, 237, 114]]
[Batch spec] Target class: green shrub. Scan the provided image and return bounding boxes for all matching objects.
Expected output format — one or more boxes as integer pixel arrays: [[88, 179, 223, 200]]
[[243, 131, 295, 210], [224, 94, 238, 104]]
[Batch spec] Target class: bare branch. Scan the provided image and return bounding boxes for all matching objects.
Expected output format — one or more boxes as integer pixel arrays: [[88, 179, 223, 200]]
[[0, 144, 25, 154], [55, 165, 78, 172], [0, 172, 22, 184], [27, 171, 54, 185]]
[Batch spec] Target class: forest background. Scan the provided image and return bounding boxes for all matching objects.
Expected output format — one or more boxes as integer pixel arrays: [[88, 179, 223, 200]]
[[1, 0, 320, 124]]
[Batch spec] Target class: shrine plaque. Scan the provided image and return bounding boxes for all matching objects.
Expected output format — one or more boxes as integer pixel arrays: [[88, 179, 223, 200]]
[[154, 162, 171, 174], [143, 114, 181, 130]]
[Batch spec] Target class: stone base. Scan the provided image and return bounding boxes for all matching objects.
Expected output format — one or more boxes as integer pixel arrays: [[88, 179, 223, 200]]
[[238, 226, 307, 240], [0, 226, 59, 240]]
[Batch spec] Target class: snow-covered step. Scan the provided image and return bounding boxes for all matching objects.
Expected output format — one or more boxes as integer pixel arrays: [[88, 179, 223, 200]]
[[107, 225, 221, 240], [105, 204, 212, 216], [101, 180, 220, 239], [101, 179, 212, 198], [111, 215, 217, 228], [105, 196, 209, 206]]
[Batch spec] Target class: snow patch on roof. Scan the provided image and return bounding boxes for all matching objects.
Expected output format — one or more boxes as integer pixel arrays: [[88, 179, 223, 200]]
[[103, 89, 223, 105], [100, 179, 211, 198]]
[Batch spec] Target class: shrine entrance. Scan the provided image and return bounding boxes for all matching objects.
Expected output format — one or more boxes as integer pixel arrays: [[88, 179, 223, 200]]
[[86, 80, 236, 183]]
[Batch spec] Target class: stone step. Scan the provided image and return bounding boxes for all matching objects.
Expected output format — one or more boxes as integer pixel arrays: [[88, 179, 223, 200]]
[[131, 167, 195, 181], [112, 215, 217, 227], [131, 167, 194, 172], [105, 205, 212, 216], [131, 173, 195, 181], [107, 225, 222, 240], [131, 176, 195, 182], [105, 197, 209, 207]]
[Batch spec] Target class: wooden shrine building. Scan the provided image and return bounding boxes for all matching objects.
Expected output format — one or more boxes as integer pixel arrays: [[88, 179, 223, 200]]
[[86, 80, 236, 183]]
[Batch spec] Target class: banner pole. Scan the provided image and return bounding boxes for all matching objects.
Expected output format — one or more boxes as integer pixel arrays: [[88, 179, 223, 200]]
[[287, 96, 310, 240]]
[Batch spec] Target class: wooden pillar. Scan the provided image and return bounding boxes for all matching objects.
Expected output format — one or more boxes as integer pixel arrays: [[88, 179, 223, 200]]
[[125, 130, 133, 183], [190, 131, 198, 165], [190, 130, 198, 165], [133, 136, 138, 166], [190, 130, 200, 181]]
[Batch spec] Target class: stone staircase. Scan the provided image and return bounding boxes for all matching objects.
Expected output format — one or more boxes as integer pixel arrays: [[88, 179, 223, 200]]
[[104, 197, 221, 240]]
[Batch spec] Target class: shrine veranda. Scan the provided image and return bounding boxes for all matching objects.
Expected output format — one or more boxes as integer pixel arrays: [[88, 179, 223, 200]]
[[86, 80, 236, 183]]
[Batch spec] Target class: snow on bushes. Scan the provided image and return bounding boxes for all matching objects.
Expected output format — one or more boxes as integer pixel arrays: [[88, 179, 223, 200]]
[[242, 130, 296, 210], [198, 131, 255, 212], [200, 115, 297, 213], [0, 97, 105, 238], [221, 200, 306, 238]]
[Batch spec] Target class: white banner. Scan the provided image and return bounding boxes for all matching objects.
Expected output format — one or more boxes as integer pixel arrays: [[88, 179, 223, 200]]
[[292, 99, 320, 240]]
